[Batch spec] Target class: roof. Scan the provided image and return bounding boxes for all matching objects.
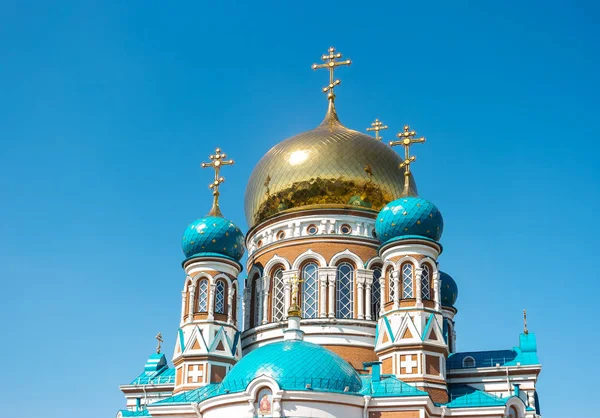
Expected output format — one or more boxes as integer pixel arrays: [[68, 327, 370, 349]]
[[445, 385, 508, 408], [154, 384, 221, 405], [359, 375, 428, 398], [118, 409, 151, 417], [126, 353, 176, 386], [447, 333, 539, 370]]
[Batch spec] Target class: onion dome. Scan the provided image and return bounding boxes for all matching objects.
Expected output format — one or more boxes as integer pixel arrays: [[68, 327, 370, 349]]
[[220, 340, 362, 393], [244, 104, 414, 227], [181, 216, 245, 262], [375, 196, 444, 244], [440, 271, 458, 307]]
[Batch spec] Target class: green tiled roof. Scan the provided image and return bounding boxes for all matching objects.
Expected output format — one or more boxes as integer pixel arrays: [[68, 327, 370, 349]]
[[445, 385, 508, 408], [359, 375, 428, 398]]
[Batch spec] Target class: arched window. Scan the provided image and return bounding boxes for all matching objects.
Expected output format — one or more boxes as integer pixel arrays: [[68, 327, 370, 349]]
[[421, 264, 431, 300], [302, 262, 318, 319], [215, 280, 226, 314], [335, 262, 354, 319], [507, 406, 518, 418], [462, 356, 476, 368], [197, 279, 209, 312], [256, 387, 273, 416], [371, 266, 382, 320], [271, 268, 285, 322], [402, 263, 414, 299], [387, 267, 395, 302]]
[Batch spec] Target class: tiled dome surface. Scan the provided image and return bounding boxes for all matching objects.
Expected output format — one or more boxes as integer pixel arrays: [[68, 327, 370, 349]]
[[181, 216, 245, 261], [440, 271, 458, 307], [376, 196, 443, 243]]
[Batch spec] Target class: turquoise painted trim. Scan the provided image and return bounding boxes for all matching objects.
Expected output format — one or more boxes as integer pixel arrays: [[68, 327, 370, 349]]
[[359, 375, 428, 398], [178, 329, 185, 355], [119, 409, 151, 417], [231, 331, 240, 355], [197, 326, 209, 351], [382, 316, 394, 342], [444, 385, 508, 408], [422, 314, 435, 342]]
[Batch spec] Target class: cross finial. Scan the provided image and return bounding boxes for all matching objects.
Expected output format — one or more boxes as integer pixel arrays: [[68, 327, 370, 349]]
[[389, 125, 426, 196], [523, 310, 529, 335], [288, 273, 303, 317], [155, 332, 163, 354], [312, 47, 351, 103], [366, 118, 388, 140], [201, 147, 234, 217]]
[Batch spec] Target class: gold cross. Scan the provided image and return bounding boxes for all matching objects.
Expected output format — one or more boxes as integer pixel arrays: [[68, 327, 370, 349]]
[[312, 47, 351, 102], [201, 148, 234, 217], [366, 118, 388, 140], [523, 310, 529, 335], [156, 332, 163, 354], [389, 125, 426, 177]]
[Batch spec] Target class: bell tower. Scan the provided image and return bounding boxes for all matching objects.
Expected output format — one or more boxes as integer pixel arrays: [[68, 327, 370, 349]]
[[373, 126, 449, 403], [172, 148, 245, 394]]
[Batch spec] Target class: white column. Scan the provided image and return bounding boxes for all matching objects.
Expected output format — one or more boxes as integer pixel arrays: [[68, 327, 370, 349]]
[[379, 275, 386, 317], [365, 275, 373, 320], [328, 274, 336, 318], [181, 290, 187, 325], [357, 279, 365, 320], [227, 286, 234, 324], [208, 283, 216, 320], [242, 287, 250, 330], [319, 274, 328, 318], [415, 267, 423, 307], [433, 270, 441, 311], [262, 276, 270, 324], [188, 285, 196, 324], [392, 270, 400, 310]]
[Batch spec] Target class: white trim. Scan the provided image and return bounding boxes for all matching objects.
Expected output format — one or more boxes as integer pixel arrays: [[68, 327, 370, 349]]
[[292, 249, 328, 269], [329, 248, 364, 268]]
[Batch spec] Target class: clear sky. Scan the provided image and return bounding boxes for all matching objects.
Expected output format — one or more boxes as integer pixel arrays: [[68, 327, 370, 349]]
[[0, 1, 597, 417]]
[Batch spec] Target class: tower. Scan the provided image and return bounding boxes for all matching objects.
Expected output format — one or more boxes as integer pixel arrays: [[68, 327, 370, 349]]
[[173, 148, 245, 394], [373, 126, 450, 402]]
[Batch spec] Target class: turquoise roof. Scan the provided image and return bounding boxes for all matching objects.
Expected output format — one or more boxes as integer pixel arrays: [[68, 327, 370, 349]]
[[440, 271, 458, 307], [445, 385, 508, 408], [155, 384, 221, 405], [221, 340, 362, 393], [359, 375, 428, 398], [181, 216, 245, 262], [119, 409, 151, 417], [375, 196, 443, 245], [128, 353, 176, 385], [448, 333, 539, 370]]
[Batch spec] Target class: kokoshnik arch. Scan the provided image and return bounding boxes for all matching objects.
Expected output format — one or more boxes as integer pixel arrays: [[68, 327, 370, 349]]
[[116, 47, 542, 418]]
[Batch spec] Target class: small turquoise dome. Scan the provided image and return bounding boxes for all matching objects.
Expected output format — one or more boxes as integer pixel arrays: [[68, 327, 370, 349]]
[[440, 271, 458, 307], [376, 196, 443, 244], [182, 216, 245, 261], [221, 340, 362, 393]]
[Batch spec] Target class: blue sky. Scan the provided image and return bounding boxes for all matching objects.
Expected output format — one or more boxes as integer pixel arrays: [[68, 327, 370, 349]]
[[0, 1, 597, 417]]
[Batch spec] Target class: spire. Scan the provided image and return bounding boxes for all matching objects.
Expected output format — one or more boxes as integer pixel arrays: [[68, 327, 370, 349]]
[[389, 125, 426, 196], [312, 46, 351, 110], [201, 147, 234, 217], [367, 118, 388, 140]]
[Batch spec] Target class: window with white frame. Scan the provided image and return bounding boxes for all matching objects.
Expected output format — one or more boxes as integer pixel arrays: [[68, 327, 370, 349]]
[[462, 356, 476, 368], [387, 268, 395, 302], [371, 267, 382, 320], [215, 280, 226, 314], [302, 262, 319, 319], [402, 263, 414, 299], [335, 262, 354, 319], [198, 279, 208, 312], [421, 264, 431, 300], [271, 268, 285, 322]]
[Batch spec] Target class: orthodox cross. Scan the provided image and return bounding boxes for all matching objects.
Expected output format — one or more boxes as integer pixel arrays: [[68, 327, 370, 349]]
[[366, 118, 388, 140], [201, 148, 234, 217], [156, 332, 163, 354], [312, 47, 351, 102], [523, 310, 529, 335], [389, 125, 426, 176]]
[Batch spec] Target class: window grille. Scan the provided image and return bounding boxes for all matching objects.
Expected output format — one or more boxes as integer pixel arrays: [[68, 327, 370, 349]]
[[335, 262, 354, 319], [402, 263, 414, 299], [215, 280, 226, 314], [371, 267, 382, 320], [388, 268, 395, 302], [302, 263, 319, 319], [272, 268, 285, 322], [198, 280, 208, 312], [421, 264, 430, 300]]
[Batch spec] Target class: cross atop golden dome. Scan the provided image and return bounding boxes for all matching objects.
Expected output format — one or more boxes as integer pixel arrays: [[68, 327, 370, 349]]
[[201, 147, 234, 217], [312, 47, 351, 103], [366, 118, 388, 140], [389, 125, 426, 196]]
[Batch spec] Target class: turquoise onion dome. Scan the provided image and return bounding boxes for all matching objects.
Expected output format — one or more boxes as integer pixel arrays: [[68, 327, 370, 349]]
[[220, 340, 362, 393], [375, 196, 443, 244], [181, 216, 245, 262], [440, 271, 458, 307]]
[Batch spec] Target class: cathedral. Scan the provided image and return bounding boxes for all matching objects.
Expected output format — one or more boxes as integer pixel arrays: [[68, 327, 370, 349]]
[[116, 47, 542, 418]]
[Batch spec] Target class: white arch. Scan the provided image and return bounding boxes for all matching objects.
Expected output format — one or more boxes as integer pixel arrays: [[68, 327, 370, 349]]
[[382, 260, 396, 274], [264, 254, 292, 276], [394, 255, 421, 270], [366, 256, 383, 269], [329, 249, 364, 268], [213, 273, 233, 287], [244, 375, 282, 398], [419, 256, 438, 273], [504, 397, 527, 418], [190, 272, 213, 287], [291, 249, 327, 269]]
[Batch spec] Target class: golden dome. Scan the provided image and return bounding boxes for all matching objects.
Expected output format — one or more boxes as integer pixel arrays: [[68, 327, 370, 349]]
[[244, 104, 417, 227]]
